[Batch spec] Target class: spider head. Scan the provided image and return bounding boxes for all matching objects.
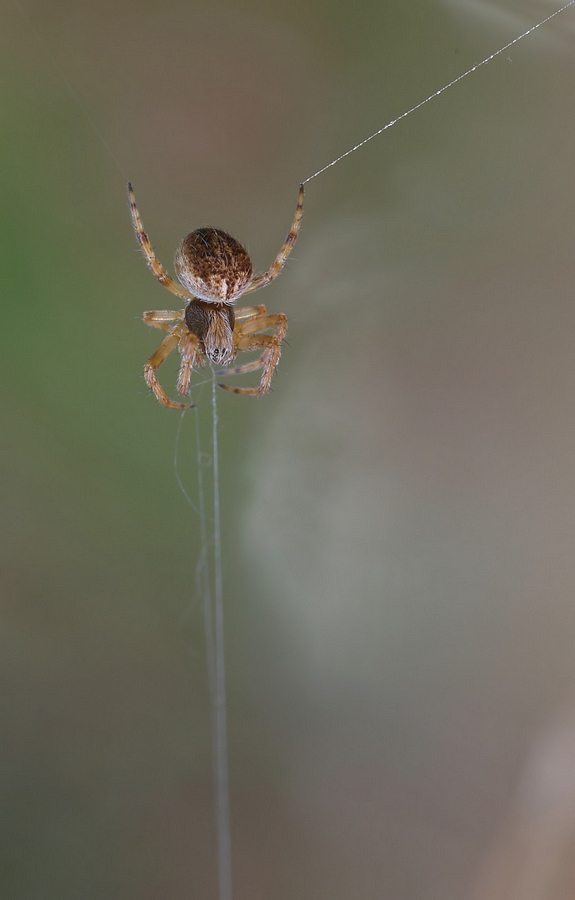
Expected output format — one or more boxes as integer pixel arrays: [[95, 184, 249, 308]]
[[175, 228, 253, 304]]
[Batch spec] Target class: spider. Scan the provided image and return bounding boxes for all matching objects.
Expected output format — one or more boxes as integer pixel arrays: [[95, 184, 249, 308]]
[[128, 182, 304, 409]]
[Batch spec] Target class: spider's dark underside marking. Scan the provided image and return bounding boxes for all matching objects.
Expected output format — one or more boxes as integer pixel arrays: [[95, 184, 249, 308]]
[[128, 182, 304, 409], [184, 299, 235, 344]]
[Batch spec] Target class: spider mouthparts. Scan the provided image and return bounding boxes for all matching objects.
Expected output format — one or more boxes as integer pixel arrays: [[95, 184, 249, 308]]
[[209, 348, 232, 365]]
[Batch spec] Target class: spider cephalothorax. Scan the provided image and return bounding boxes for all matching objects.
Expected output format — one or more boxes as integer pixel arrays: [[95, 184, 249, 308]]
[[128, 183, 304, 409], [184, 297, 235, 365]]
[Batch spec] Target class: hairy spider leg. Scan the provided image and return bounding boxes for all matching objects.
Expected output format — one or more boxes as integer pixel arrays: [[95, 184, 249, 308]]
[[234, 304, 267, 320], [237, 313, 288, 335], [218, 312, 287, 395], [244, 184, 304, 294], [177, 332, 200, 396], [220, 308, 288, 371], [128, 183, 190, 301], [144, 326, 195, 409], [143, 309, 185, 332]]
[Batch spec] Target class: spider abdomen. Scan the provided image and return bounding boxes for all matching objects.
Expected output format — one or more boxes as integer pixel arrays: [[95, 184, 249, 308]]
[[175, 228, 253, 303]]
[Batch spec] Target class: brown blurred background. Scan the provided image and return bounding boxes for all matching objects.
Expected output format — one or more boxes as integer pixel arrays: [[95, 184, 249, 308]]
[[3, 0, 575, 897]]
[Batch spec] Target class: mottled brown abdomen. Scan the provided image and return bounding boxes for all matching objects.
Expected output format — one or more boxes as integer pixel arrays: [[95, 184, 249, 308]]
[[175, 228, 253, 303]]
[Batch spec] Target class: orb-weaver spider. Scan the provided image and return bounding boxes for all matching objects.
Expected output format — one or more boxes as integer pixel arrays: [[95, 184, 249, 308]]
[[128, 183, 304, 409]]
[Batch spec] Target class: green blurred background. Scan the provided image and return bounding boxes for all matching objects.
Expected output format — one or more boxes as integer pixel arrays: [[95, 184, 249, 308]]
[[3, 1, 575, 897]]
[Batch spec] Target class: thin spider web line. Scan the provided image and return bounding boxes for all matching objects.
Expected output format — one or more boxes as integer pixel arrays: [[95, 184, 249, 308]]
[[303, 0, 575, 184], [174, 395, 232, 900], [174, 411, 199, 516], [194, 399, 229, 900], [211, 372, 233, 900], [194, 410, 217, 724]]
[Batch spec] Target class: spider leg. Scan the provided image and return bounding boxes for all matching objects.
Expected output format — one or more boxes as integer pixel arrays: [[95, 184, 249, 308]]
[[128, 183, 190, 301], [216, 336, 275, 376], [177, 333, 200, 396], [234, 304, 267, 320], [143, 309, 185, 332], [235, 313, 286, 336], [144, 327, 195, 409], [243, 184, 304, 294], [218, 313, 287, 395]]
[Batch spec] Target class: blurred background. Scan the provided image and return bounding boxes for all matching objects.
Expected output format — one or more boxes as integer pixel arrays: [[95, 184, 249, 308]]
[[3, 0, 575, 897]]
